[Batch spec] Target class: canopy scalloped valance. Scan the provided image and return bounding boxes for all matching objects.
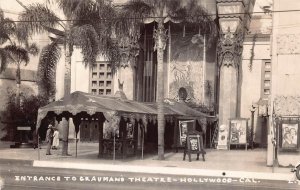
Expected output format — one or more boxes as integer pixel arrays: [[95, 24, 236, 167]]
[[36, 91, 216, 131], [36, 91, 159, 130]]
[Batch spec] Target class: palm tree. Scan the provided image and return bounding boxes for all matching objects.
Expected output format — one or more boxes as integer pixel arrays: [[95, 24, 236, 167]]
[[0, 8, 15, 73], [0, 8, 39, 105], [16, 0, 118, 156], [4, 42, 39, 105], [116, 0, 216, 160]]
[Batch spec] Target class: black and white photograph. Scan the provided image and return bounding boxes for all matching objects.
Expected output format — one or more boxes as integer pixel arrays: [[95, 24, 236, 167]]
[[0, 0, 300, 189]]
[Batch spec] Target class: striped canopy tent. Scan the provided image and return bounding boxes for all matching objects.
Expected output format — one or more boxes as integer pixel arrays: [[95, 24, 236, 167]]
[[36, 91, 216, 131], [36, 91, 216, 159], [36, 91, 160, 159], [36, 91, 159, 132]]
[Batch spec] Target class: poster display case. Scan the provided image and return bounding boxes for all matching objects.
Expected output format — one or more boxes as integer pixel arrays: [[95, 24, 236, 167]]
[[178, 120, 194, 146], [228, 118, 249, 150], [277, 118, 300, 151]]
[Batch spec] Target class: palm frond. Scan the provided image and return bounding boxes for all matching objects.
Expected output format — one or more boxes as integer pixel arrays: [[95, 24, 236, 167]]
[[173, 0, 217, 45], [70, 24, 99, 66], [37, 42, 61, 98], [17, 3, 60, 42], [56, 0, 94, 20], [0, 10, 16, 44], [103, 38, 121, 72], [4, 44, 30, 65], [27, 43, 39, 56], [0, 48, 9, 73], [115, 0, 152, 41], [72, 0, 115, 39]]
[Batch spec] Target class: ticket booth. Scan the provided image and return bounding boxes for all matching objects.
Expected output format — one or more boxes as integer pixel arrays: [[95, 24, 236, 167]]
[[101, 116, 138, 159]]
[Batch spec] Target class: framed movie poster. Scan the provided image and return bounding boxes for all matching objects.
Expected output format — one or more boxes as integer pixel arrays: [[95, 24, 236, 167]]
[[229, 118, 249, 149], [280, 123, 298, 150], [126, 123, 134, 139], [188, 135, 201, 151], [178, 120, 194, 146]]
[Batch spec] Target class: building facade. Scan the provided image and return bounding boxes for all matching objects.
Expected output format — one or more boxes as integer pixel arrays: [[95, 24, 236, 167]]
[[2, 0, 298, 166], [268, 0, 300, 166]]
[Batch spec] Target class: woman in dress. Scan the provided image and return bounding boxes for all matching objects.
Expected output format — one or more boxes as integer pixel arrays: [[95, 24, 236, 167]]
[[52, 128, 59, 149]]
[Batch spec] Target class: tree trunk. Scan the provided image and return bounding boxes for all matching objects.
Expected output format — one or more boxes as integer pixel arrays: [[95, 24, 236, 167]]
[[16, 63, 21, 107], [61, 27, 72, 156], [155, 20, 167, 160]]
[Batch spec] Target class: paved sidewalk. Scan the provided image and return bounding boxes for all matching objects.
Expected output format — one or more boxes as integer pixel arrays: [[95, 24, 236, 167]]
[[0, 141, 295, 181]]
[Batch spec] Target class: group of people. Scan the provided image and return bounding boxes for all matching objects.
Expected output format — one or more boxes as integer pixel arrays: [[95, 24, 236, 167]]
[[46, 124, 59, 155]]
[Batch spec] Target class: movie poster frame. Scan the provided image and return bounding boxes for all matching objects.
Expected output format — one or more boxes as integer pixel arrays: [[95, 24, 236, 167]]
[[278, 118, 300, 152], [228, 118, 249, 150], [178, 119, 195, 146]]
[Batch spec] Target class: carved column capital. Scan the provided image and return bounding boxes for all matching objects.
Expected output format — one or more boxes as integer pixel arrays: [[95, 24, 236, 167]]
[[118, 33, 140, 68], [153, 21, 168, 52], [217, 28, 244, 68]]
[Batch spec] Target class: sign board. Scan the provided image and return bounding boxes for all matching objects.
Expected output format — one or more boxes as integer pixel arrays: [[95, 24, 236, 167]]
[[188, 135, 201, 151], [183, 130, 206, 162], [17, 126, 31, 131]]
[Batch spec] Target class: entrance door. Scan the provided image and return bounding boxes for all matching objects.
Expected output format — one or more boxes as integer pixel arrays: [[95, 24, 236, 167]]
[[80, 121, 100, 142]]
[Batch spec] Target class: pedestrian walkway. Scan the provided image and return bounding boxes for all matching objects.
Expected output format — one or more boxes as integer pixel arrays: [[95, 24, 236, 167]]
[[0, 141, 295, 181]]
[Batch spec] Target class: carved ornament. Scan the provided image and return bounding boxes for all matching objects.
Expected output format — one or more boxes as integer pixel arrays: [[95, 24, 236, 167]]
[[153, 23, 168, 52], [118, 35, 140, 68], [217, 27, 245, 68]]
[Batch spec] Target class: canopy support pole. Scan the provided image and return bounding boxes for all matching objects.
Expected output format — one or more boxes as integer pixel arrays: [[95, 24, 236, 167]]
[[113, 129, 116, 161], [98, 121, 104, 158], [141, 125, 144, 160], [75, 135, 78, 158], [37, 133, 40, 160], [73, 116, 82, 158]]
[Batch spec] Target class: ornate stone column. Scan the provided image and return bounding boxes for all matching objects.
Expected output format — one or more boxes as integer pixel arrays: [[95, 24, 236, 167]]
[[216, 0, 255, 130]]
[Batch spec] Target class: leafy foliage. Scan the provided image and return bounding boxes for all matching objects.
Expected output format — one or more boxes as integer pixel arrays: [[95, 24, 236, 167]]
[[0, 48, 9, 73], [37, 42, 61, 98], [104, 38, 121, 72], [4, 90, 49, 126], [0, 8, 15, 73], [0, 9, 15, 44], [17, 2, 60, 43], [4, 44, 30, 65], [70, 24, 99, 66], [115, 0, 152, 38], [55, 0, 94, 20]]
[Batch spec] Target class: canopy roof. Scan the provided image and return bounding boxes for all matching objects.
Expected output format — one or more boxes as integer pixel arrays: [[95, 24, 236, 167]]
[[36, 91, 216, 129], [145, 99, 215, 119]]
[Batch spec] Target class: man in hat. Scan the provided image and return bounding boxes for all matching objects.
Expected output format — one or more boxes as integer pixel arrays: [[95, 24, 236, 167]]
[[46, 124, 54, 155]]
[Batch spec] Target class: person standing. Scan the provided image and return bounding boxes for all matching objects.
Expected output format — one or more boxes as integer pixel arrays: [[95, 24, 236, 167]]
[[52, 128, 59, 149], [46, 124, 54, 155], [32, 129, 40, 149]]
